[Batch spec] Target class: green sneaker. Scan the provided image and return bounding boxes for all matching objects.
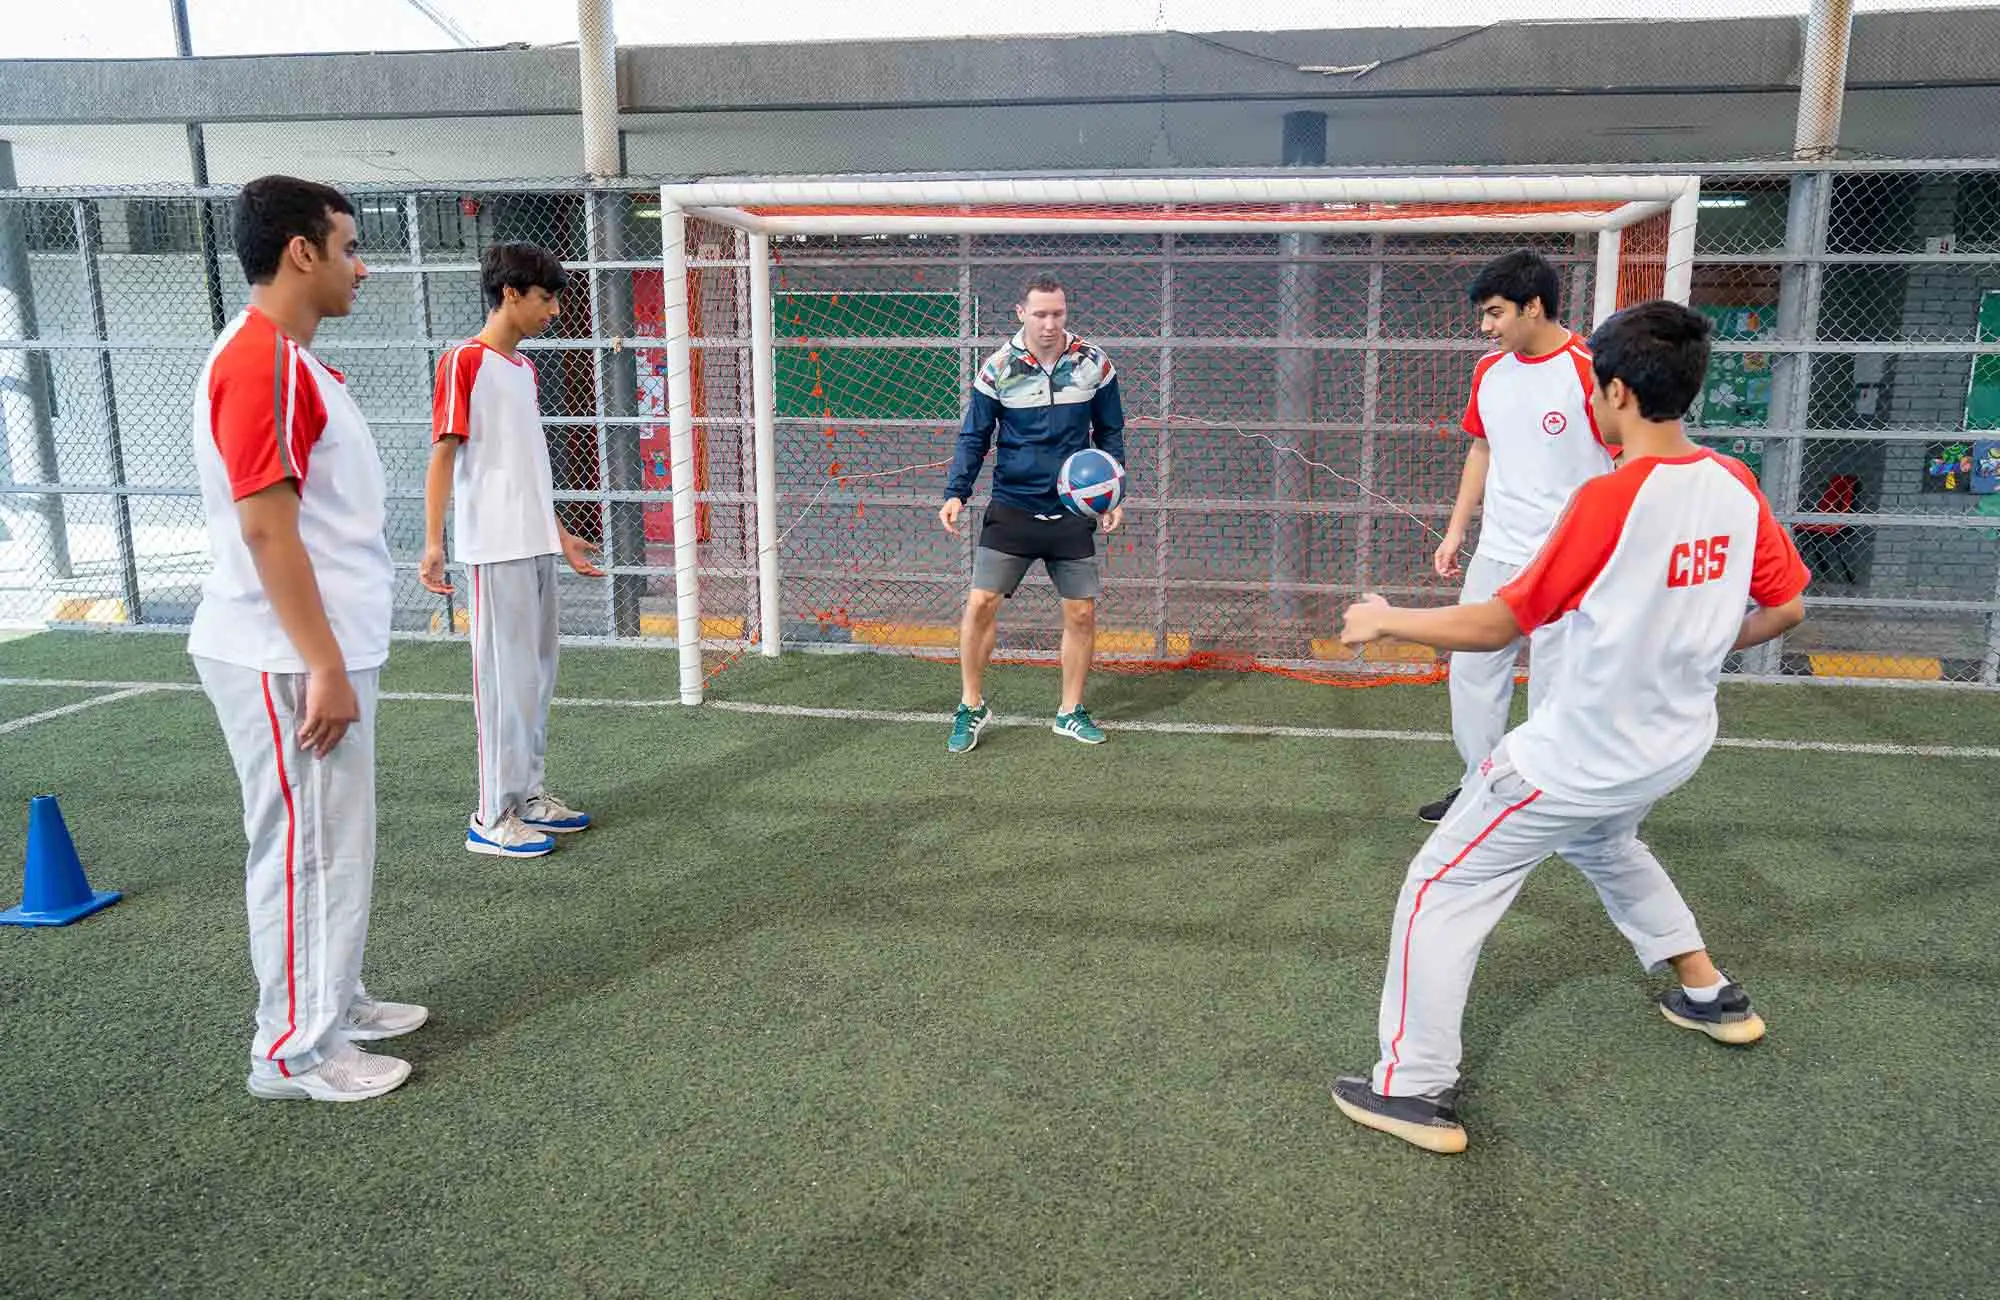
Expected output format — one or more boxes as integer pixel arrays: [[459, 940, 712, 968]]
[[947, 701, 991, 754], [1052, 707, 1106, 744]]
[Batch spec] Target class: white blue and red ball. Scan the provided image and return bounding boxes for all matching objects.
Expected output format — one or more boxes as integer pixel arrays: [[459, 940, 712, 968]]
[[1057, 448, 1125, 519]]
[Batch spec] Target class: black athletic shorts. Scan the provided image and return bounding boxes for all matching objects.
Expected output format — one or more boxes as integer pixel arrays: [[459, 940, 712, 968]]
[[977, 502, 1096, 561]]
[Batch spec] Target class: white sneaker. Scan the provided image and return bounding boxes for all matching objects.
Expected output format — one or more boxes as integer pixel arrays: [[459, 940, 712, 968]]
[[522, 791, 592, 834], [246, 1044, 411, 1102], [466, 812, 556, 858], [342, 996, 429, 1042]]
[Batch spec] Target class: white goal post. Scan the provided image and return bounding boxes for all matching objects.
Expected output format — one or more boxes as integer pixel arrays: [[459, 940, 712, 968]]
[[651, 173, 1704, 704]]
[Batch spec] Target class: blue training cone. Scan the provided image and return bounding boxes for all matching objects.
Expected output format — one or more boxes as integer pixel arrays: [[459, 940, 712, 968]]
[[1, 795, 121, 927]]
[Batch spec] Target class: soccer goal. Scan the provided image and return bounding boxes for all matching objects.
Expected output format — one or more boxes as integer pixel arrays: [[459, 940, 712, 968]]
[[647, 174, 1702, 704]]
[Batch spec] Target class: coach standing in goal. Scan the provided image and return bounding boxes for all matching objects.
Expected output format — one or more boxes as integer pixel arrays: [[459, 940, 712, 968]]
[[939, 275, 1126, 754], [1417, 250, 1616, 824]]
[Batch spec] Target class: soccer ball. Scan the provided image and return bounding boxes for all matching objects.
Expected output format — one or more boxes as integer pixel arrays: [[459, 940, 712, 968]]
[[1057, 448, 1126, 519]]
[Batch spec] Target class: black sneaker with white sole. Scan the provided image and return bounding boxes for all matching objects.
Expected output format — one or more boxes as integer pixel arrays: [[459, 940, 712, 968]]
[[1417, 788, 1460, 824], [1658, 982, 1767, 1045], [1330, 1075, 1468, 1154]]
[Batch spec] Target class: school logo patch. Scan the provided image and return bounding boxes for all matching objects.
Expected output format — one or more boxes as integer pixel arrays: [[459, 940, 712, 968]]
[[1541, 411, 1568, 436]]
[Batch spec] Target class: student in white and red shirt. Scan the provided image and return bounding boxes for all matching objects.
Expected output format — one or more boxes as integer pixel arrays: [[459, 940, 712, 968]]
[[1329, 299, 1810, 1155], [1419, 251, 1615, 825], [190, 175, 426, 1103], [421, 242, 604, 859]]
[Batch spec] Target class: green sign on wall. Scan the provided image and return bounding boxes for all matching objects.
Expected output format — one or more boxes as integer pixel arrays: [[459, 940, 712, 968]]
[[1965, 290, 2000, 499], [1690, 304, 1776, 429], [775, 292, 964, 422], [1688, 304, 1775, 481], [1969, 290, 2000, 433]]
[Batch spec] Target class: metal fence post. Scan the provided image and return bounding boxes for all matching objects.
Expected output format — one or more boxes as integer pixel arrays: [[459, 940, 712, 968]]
[[1756, 169, 1833, 675], [0, 147, 70, 586], [662, 199, 704, 703], [748, 231, 781, 657], [74, 200, 140, 622]]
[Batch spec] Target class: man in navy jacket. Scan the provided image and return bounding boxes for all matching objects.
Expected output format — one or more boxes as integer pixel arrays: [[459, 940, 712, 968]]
[[939, 275, 1127, 753]]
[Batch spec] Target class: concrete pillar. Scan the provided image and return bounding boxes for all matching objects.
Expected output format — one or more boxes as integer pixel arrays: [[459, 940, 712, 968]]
[[0, 140, 72, 583], [1272, 111, 1326, 625], [579, 0, 621, 181], [1795, 0, 1854, 161]]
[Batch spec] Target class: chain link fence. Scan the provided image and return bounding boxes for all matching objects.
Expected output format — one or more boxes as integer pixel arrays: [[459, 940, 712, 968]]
[[2, 166, 1997, 684], [1692, 167, 2000, 682], [0, 187, 674, 643]]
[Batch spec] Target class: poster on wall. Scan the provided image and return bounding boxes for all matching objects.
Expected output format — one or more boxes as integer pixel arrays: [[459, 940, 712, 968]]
[[1924, 441, 1976, 492], [1689, 305, 1775, 429], [1973, 440, 2000, 495], [1690, 304, 1774, 481], [1967, 291, 2000, 494]]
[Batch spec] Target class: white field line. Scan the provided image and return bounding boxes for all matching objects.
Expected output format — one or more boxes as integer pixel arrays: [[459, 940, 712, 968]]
[[706, 700, 2000, 759], [0, 678, 205, 692], [0, 684, 166, 736], [0, 678, 1995, 760], [709, 698, 1457, 743]]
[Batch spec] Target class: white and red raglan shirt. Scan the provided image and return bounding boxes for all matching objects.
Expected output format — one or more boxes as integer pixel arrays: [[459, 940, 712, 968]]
[[1463, 332, 1616, 566], [430, 339, 561, 566], [1496, 450, 1811, 805], [189, 305, 392, 673]]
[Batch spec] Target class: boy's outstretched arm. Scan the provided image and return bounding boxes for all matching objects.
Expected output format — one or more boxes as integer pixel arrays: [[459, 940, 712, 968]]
[[1339, 592, 1521, 653]]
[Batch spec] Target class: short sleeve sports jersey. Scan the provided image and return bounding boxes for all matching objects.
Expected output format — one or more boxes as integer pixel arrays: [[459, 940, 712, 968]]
[[188, 306, 392, 673], [1496, 450, 1810, 806], [1462, 332, 1614, 565], [432, 339, 562, 566]]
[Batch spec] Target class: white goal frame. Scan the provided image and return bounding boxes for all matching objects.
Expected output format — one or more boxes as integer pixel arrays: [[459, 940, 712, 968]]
[[651, 173, 1704, 703]]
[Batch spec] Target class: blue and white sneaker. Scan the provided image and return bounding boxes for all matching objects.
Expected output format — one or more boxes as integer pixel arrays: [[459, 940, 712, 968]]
[[466, 812, 556, 858], [522, 792, 592, 834]]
